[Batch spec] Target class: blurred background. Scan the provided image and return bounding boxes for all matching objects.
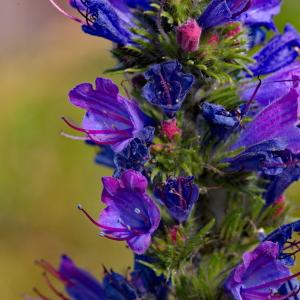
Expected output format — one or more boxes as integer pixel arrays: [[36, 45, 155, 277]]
[[0, 1, 300, 299]]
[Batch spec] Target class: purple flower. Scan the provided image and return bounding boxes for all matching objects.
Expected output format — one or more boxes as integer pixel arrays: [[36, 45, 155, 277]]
[[247, 25, 267, 48], [142, 61, 194, 117], [202, 102, 240, 139], [248, 24, 300, 77], [35, 255, 108, 300], [154, 176, 199, 222], [241, 61, 300, 107], [238, 0, 282, 30], [79, 170, 161, 254], [228, 140, 300, 205], [225, 241, 300, 300], [234, 88, 300, 154], [66, 77, 153, 153], [198, 0, 251, 29], [124, 0, 151, 9], [33, 255, 143, 300], [69, 0, 134, 45]]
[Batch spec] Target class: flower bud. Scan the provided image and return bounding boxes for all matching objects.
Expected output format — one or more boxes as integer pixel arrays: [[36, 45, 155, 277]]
[[176, 19, 202, 52], [161, 119, 182, 141]]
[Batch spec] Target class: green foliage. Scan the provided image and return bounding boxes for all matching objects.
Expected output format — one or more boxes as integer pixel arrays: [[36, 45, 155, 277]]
[[148, 219, 215, 279]]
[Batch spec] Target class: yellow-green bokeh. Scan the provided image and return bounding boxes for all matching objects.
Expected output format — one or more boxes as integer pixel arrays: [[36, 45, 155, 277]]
[[0, 1, 299, 299]]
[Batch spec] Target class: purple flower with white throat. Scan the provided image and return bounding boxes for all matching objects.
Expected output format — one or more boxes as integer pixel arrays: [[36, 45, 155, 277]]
[[154, 176, 199, 222], [65, 77, 153, 153], [142, 61, 194, 117], [79, 170, 161, 254]]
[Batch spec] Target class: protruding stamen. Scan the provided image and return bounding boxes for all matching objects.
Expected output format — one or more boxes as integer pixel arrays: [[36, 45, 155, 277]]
[[60, 132, 89, 140], [62, 117, 132, 138], [77, 204, 129, 233], [48, 0, 83, 24], [35, 260, 63, 282], [43, 273, 70, 300], [33, 288, 52, 300]]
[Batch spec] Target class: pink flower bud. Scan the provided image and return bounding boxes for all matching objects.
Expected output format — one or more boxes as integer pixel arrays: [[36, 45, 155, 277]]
[[176, 19, 202, 52], [208, 34, 219, 46], [161, 119, 182, 140], [272, 195, 286, 218], [226, 22, 241, 38]]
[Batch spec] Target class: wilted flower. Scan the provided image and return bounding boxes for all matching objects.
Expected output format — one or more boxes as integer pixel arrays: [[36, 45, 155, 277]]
[[114, 135, 152, 178], [79, 170, 161, 254], [176, 19, 202, 52], [202, 102, 240, 139], [248, 24, 300, 76], [65, 77, 153, 153], [142, 61, 194, 117], [154, 176, 199, 222]]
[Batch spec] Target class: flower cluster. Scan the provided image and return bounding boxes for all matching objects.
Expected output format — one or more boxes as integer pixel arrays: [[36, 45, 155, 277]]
[[28, 0, 300, 299]]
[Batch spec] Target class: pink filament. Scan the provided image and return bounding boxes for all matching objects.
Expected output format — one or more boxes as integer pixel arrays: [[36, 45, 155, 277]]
[[43, 273, 71, 300], [48, 0, 83, 24]]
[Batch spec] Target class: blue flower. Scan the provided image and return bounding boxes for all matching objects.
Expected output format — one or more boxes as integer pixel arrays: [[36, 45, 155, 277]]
[[247, 25, 267, 49], [86, 141, 115, 168], [66, 77, 153, 153], [103, 270, 137, 300], [263, 219, 300, 253], [95, 145, 115, 168], [69, 0, 134, 45], [154, 176, 199, 222], [198, 0, 251, 29], [228, 140, 300, 205], [131, 255, 169, 299], [238, 0, 282, 30], [248, 24, 300, 77], [202, 102, 240, 139], [142, 61, 194, 117], [124, 0, 151, 9], [227, 139, 288, 176], [35, 255, 108, 300], [263, 162, 300, 205]]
